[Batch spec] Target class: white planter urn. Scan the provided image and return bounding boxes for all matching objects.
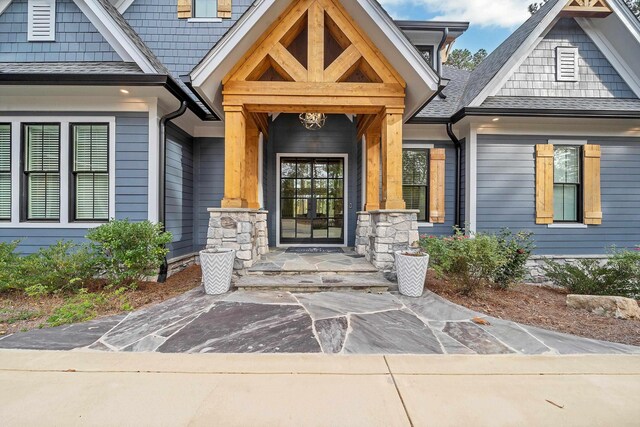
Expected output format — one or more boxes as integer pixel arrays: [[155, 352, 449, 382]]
[[395, 251, 430, 298], [199, 248, 236, 295]]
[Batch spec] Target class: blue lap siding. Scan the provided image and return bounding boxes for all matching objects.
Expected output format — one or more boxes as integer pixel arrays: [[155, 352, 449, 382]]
[[0, 112, 149, 255], [193, 137, 225, 250], [165, 124, 194, 258], [476, 134, 640, 255]]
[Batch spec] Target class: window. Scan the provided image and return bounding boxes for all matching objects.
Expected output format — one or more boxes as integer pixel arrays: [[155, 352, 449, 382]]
[[23, 124, 60, 221], [553, 146, 581, 222], [71, 124, 109, 221], [556, 47, 579, 82], [0, 124, 10, 220], [403, 149, 429, 222], [28, 0, 56, 42], [194, 0, 217, 18]]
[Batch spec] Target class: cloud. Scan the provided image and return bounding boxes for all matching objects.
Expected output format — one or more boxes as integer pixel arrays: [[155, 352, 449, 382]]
[[378, 0, 533, 28]]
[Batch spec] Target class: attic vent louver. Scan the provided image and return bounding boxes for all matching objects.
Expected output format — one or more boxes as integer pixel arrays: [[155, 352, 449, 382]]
[[28, 0, 56, 42], [556, 47, 579, 82]]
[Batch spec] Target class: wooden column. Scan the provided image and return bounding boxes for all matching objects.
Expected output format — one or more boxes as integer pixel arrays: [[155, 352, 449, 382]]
[[365, 122, 381, 211], [381, 108, 405, 210], [243, 116, 261, 209], [222, 105, 248, 208]]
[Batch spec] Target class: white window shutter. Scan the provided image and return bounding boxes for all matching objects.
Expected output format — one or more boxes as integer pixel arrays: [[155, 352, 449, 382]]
[[28, 0, 56, 42], [556, 47, 579, 82]]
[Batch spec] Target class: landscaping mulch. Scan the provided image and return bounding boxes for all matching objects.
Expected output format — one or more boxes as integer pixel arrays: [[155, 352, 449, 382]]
[[0, 265, 202, 337], [425, 272, 640, 347]]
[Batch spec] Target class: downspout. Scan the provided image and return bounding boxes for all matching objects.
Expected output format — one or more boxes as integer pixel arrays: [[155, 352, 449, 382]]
[[436, 27, 449, 97], [157, 101, 188, 283], [446, 122, 462, 230]]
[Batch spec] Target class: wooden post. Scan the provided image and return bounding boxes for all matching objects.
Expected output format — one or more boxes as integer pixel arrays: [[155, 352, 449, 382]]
[[222, 105, 248, 208], [244, 116, 261, 209], [381, 108, 405, 210], [365, 122, 380, 211]]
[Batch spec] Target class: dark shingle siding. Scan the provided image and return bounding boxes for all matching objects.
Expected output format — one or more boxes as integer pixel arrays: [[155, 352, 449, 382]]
[[497, 19, 636, 99], [459, 0, 562, 108], [122, 0, 255, 79], [0, 0, 122, 63]]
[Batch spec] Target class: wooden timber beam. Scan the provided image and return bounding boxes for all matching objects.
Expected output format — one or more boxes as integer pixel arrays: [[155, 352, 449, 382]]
[[325, 45, 362, 83], [268, 42, 308, 82], [250, 112, 269, 141], [380, 107, 405, 210], [222, 105, 248, 208], [307, 1, 324, 82], [561, 0, 612, 17], [243, 116, 261, 209], [365, 118, 382, 211]]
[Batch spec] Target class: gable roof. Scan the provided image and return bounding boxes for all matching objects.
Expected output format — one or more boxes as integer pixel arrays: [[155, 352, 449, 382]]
[[459, 0, 565, 108], [190, 0, 441, 121], [414, 65, 469, 121]]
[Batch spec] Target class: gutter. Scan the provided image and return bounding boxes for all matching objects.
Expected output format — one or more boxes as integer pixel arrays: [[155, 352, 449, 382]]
[[157, 101, 188, 283], [451, 107, 640, 123], [446, 123, 463, 230], [0, 73, 215, 121]]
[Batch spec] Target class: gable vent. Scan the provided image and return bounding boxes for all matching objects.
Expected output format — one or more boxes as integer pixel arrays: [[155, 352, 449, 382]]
[[556, 47, 579, 82], [28, 0, 56, 42]]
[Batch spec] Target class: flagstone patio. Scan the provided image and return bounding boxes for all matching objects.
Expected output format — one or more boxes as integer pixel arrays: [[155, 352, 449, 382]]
[[1, 287, 638, 355], [248, 248, 378, 273]]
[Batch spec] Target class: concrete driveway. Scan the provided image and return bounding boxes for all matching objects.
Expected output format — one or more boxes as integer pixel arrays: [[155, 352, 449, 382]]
[[0, 351, 639, 426], [0, 288, 638, 355]]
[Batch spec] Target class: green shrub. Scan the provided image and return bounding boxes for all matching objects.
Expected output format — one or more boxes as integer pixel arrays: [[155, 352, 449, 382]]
[[16, 242, 95, 294], [87, 220, 172, 287], [494, 229, 535, 289], [0, 241, 21, 292], [419, 228, 535, 295], [543, 247, 640, 299], [46, 289, 108, 327]]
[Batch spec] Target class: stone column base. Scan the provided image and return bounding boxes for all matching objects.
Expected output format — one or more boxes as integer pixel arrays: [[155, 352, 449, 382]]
[[355, 210, 419, 272], [206, 208, 269, 273]]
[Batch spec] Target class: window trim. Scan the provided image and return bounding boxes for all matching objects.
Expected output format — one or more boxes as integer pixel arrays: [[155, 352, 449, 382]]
[[547, 139, 587, 227], [551, 144, 583, 224], [0, 116, 116, 229], [403, 143, 434, 226], [21, 122, 62, 222], [0, 123, 10, 221], [69, 122, 111, 223]]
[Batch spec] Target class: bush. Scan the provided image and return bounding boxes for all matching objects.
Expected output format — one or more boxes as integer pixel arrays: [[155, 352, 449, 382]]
[[419, 228, 535, 295], [0, 241, 21, 293], [87, 220, 172, 287], [17, 242, 95, 294], [494, 229, 535, 289], [543, 247, 640, 299]]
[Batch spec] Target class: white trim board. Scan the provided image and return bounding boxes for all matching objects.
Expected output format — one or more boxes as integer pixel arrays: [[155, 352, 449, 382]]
[[0, 0, 12, 15], [576, 17, 640, 99], [0, 116, 117, 229], [275, 153, 349, 248]]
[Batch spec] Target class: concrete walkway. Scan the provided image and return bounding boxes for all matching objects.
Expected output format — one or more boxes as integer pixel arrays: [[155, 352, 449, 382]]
[[0, 351, 639, 426], [1, 288, 638, 354]]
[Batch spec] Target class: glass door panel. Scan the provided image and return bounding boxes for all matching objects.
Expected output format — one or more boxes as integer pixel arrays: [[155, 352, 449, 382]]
[[280, 157, 345, 244]]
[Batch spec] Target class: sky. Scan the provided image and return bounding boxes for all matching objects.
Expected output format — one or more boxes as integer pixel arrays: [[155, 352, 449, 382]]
[[378, 0, 536, 53]]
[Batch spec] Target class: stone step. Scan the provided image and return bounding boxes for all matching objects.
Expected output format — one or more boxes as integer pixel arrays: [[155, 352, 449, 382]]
[[234, 273, 395, 292]]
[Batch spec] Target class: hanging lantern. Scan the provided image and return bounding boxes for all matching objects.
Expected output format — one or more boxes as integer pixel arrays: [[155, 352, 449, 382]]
[[299, 112, 326, 130]]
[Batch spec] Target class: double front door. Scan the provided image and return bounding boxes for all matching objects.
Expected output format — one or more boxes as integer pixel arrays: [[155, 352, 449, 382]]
[[280, 157, 345, 244]]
